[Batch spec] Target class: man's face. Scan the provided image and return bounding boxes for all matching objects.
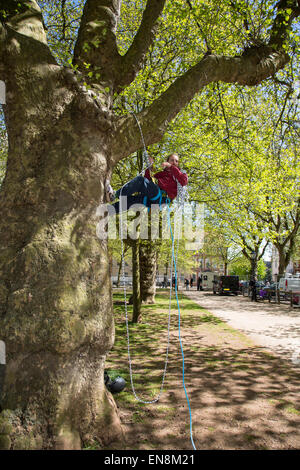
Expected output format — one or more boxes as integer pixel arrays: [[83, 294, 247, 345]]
[[168, 154, 179, 167]]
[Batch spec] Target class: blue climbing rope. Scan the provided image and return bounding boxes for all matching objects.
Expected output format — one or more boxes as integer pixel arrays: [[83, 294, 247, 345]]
[[167, 205, 197, 451], [120, 194, 174, 405], [119, 111, 196, 449]]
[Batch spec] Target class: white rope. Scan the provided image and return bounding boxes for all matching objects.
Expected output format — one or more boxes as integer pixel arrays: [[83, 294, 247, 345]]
[[120, 200, 175, 403], [131, 112, 151, 172], [119, 112, 174, 403], [176, 171, 189, 208], [118, 112, 188, 404]]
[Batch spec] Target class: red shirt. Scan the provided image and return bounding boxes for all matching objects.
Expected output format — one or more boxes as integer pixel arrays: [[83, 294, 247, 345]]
[[144, 165, 188, 200]]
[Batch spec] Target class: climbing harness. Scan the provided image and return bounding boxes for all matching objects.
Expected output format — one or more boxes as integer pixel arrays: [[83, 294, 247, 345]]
[[118, 112, 196, 449], [149, 187, 170, 207]]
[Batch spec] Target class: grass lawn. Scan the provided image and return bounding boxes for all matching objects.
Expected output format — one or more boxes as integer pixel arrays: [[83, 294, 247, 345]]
[[88, 290, 300, 450]]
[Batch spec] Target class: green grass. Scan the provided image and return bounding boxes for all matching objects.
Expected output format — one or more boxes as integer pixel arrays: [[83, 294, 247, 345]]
[[108, 292, 256, 381], [244, 434, 258, 442], [101, 290, 300, 451], [107, 291, 255, 408]]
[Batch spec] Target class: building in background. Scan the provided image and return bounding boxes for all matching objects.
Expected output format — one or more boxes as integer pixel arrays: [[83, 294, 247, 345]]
[[193, 252, 224, 277], [271, 245, 296, 281], [293, 259, 300, 274]]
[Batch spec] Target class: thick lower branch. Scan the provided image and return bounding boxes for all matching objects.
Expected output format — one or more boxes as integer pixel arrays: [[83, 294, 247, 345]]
[[1, 0, 48, 45], [73, 0, 121, 88], [0, 1, 56, 83], [116, 0, 166, 92], [269, 0, 300, 48]]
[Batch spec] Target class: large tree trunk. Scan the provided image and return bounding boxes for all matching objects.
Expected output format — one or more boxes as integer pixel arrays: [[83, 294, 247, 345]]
[[139, 240, 157, 304], [276, 243, 294, 278], [0, 60, 122, 451], [277, 247, 288, 278], [250, 258, 258, 280], [224, 261, 228, 275], [0, 0, 298, 451]]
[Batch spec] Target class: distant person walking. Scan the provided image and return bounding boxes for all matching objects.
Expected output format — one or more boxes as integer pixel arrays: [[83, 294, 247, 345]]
[[190, 277, 193, 288], [185, 278, 190, 291], [197, 275, 202, 291]]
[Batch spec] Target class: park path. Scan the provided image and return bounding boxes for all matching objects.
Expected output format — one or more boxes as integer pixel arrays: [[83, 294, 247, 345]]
[[183, 289, 300, 366]]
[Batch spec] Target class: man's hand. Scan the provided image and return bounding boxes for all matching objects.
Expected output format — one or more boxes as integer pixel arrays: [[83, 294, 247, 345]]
[[162, 161, 171, 169]]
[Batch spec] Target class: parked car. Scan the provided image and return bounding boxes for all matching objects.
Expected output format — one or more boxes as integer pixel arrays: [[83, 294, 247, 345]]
[[263, 282, 277, 291], [278, 274, 300, 294], [213, 275, 239, 295], [256, 281, 265, 289], [242, 280, 267, 297], [239, 280, 245, 292], [201, 272, 218, 290], [240, 280, 249, 296]]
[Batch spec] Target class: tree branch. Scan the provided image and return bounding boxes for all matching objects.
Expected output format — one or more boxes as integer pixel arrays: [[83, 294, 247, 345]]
[[0, 0, 48, 45], [282, 207, 300, 248], [269, 0, 300, 49], [110, 0, 299, 163], [258, 241, 269, 261], [185, 0, 211, 53], [238, 230, 255, 256], [116, 0, 166, 92], [111, 47, 289, 162], [0, 0, 57, 86], [73, 0, 121, 88]]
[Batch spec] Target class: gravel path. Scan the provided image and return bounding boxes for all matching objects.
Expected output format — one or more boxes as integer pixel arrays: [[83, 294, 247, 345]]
[[183, 289, 300, 366]]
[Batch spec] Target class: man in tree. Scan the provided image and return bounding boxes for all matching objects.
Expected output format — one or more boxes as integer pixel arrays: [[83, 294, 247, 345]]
[[106, 153, 187, 212], [0, 0, 299, 450]]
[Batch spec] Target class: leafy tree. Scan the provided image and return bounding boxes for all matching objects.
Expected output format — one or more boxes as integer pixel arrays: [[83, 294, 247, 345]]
[[229, 256, 266, 279], [173, 56, 299, 281], [108, 238, 130, 287], [229, 256, 251, 278], [257, 258, 267, 279], [0, 0, 299, 450]]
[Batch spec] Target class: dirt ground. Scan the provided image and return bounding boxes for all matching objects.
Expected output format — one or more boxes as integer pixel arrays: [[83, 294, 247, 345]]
[[100, 292, 300, 451], [185, 289, 300, 365]]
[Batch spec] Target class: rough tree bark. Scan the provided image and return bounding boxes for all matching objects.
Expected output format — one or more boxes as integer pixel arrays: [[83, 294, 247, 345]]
[[224, 261, 228, 276], [0, 0, 299, 450], [139, 240, 157, 304], [251, 200, 300, 277], [274, 209, 300, 277], [139, 208, 162, 305], [0, 0, 126, 451]]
